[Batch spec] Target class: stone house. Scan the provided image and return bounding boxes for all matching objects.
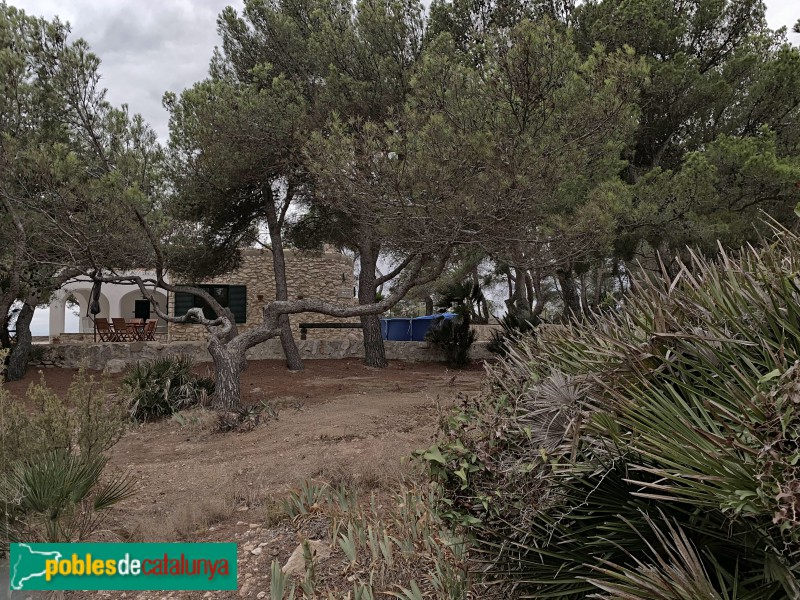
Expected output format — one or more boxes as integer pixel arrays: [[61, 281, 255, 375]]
[[49, 249, 360, 341], [168, 248, 360, 341]]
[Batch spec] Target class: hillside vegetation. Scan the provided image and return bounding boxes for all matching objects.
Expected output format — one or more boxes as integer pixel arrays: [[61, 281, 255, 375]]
[[424, 225, 800, 598]]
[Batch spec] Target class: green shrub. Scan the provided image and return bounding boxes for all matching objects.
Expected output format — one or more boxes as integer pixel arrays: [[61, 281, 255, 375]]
[[121, 355, 214, 421], [2, 449, 135, 544], [425, 311, 475, 367], [0, 370, 133, 547], [486, 308, 540, 356], [422, 228, 800, 598], [70, 367, 129, 457]]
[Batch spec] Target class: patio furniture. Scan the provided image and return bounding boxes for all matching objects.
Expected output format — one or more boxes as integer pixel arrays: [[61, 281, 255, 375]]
[[111, 318, 132, 342], [127, 321, 147, 341], [95, 318, 116, 342], [144, 319, 157, 341]]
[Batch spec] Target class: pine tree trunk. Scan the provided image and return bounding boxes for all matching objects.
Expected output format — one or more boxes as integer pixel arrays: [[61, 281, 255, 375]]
[[6, 302, 34, 382], [531, 271, 546, 318], [265, 190, 304, 371], [557, 268, 581, 319], [594, 265, 604, 308], [579, 273, 590, 315], [361, 313, 387, 368], [278, 313, 303, 371], [359, 240, 388, 368], [0, 296, 12, 349], [209, 340, 243, 410], [513, 267, 528, 310], [504, 268, 515, 311]]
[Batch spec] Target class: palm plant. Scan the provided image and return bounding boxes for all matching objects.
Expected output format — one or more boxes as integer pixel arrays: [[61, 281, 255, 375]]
[[0, 369, 134, 549], [425, 308, 476, 367], [122, 355, 214, 421], [426, 226, 800, 598], [436, 278, 488, 323], [486, 308, 541, 356], [1, 450, 136, 543]]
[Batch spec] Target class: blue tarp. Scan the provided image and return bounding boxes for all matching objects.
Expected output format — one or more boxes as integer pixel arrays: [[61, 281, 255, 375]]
[[411, 313, 456, 341], [381, 313, 457, 341]]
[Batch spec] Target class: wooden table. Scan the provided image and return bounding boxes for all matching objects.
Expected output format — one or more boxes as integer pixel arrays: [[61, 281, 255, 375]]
[[126, 322, 147, 341]]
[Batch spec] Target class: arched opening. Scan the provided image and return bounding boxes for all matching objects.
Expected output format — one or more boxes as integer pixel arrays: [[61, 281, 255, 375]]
[[64, 297, 81, 333], [68, 289, 112, 334], [119, 289, 169, 334], [49, 288, 112, 337]]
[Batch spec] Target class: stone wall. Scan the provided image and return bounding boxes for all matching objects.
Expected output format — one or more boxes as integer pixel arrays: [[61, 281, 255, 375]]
[[472, 324, 502, 341], [30, 339, 492, 372], [168, 249, 361, 342]]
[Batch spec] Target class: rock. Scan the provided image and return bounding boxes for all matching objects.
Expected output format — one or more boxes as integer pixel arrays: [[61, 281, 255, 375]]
[[257, 593, 266, 599], [105, 359, 128, 374], [281, 540, 331, 576], [251, 387, 263, 394], [250, 547, 262, 556]]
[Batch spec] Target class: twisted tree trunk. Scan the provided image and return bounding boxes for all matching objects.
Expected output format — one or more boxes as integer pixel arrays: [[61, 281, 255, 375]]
[[5, 295, 36, 382], [358, 240, 387, 369], [557, 268, 581, 319], [265, 187, 303, 371], [208, 338, 243, 411]]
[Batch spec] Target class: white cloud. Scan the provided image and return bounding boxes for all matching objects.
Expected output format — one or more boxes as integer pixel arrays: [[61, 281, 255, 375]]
[[12, 0, 244, 140], [765, 0, 800, 43]]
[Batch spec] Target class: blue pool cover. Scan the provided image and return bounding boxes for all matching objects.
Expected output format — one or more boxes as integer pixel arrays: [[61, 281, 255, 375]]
[[381, 314, 456, 341]]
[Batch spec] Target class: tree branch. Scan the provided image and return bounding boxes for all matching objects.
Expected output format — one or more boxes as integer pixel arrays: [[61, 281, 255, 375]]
[[375, 254, 415, 286]]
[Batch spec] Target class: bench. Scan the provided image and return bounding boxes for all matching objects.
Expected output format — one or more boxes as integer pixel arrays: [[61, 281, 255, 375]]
[[298, 322, 362, 340]]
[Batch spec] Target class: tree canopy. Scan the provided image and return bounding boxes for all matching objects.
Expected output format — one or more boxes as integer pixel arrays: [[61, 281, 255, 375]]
[[4, 0, 800, 396]]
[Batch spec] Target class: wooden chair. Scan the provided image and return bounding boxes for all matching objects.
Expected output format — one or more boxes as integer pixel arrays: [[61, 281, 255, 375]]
[[111, 318, 132, 342], [144, 319, 157, 341], [95, 318, 115, 342]]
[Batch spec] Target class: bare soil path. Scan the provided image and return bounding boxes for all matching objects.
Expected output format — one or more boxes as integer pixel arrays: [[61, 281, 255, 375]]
[[4, 359, 485, 599]]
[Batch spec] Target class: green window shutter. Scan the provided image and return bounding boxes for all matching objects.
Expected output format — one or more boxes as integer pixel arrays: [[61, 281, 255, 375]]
[[173, 291, 195, 318], [228, 285, 247, 323]]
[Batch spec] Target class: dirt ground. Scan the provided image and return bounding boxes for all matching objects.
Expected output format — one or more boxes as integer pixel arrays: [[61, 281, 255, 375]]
[[4, 359, 486, 599]]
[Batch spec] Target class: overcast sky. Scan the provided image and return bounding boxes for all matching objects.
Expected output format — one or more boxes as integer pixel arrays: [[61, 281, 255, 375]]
[[10, 0, 800, 143]]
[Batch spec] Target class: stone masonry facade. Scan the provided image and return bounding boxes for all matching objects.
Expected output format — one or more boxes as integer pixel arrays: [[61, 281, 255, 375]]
[[168, 249, 361, 342]]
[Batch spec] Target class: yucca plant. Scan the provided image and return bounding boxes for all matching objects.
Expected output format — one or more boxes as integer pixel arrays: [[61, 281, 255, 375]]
[[424, 226, 800, 598], [121, 355, 214, 421]]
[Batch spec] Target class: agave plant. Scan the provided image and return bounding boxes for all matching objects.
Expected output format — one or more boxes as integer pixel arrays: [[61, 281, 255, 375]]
[[426, 227, 800, 598]]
